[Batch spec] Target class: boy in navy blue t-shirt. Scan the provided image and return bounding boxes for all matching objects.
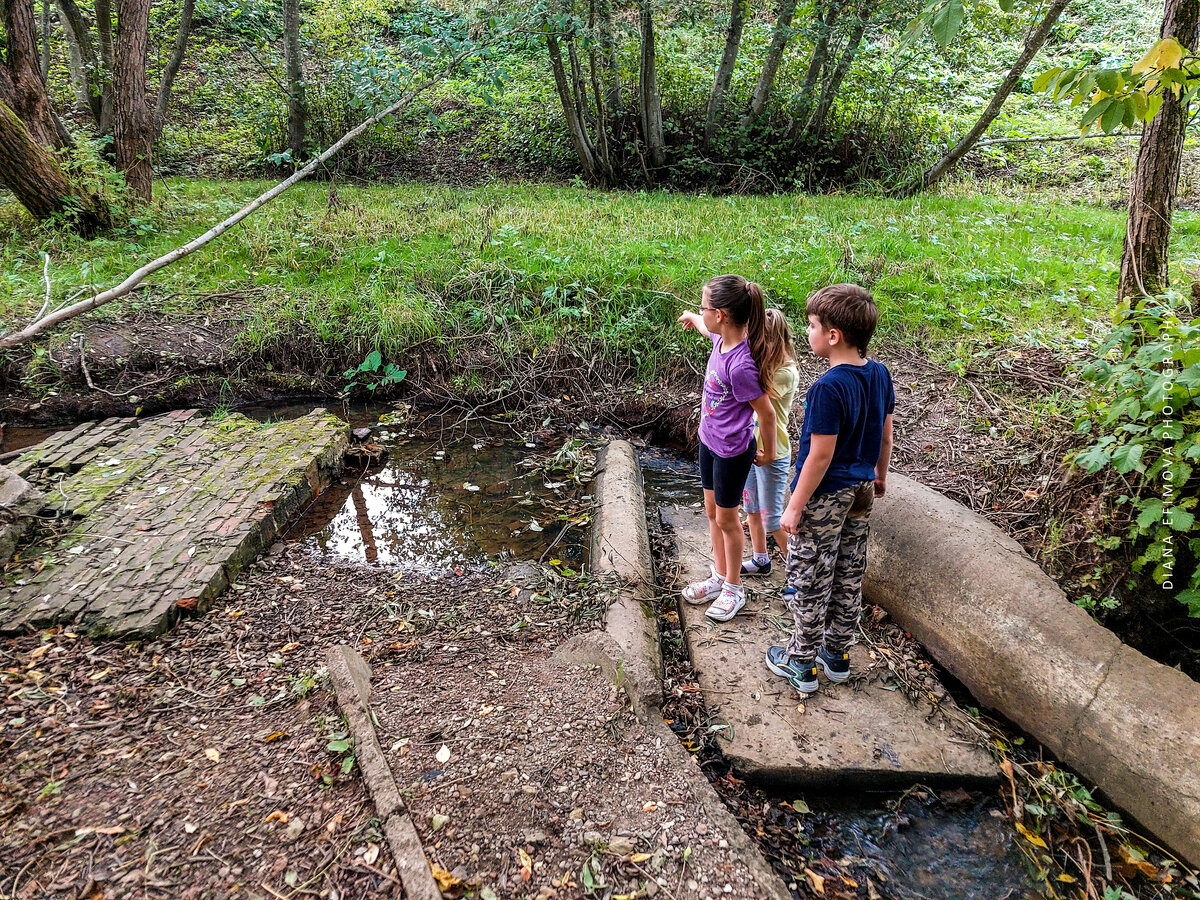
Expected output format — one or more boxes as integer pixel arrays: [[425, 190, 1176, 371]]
[[765, 284, 895, 695]]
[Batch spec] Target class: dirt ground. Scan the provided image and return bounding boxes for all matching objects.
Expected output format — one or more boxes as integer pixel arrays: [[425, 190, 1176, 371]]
[[0, 541, 776, 900]]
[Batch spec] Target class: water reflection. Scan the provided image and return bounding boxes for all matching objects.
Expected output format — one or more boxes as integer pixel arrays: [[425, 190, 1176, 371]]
[[294, 438, 588, 572]]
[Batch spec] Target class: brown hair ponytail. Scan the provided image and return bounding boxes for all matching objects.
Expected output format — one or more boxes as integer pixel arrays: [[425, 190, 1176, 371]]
[[705, 274, 772, 394], [744, 281, 770, 395]]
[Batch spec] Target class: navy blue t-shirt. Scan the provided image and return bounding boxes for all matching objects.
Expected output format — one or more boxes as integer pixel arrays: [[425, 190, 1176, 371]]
[[791, 359, 895, 495]]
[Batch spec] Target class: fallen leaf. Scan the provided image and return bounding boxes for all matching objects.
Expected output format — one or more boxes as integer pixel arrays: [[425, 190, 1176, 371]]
[[280, 642, 300, 653], [204, 748, 220, 763], [518, 848, 533, 882], [436, 744, 451, 764], [432, 866, 461, 891], [364, 843, 380, 866], [263, 731, 288, 743], [183, 823, 198, 834], [805, 868, 826, 895], [642, 801, 658, 812], [325, 813, 344, 834], [1015, 822, 1048, 849], [630, 852, 652, 863]]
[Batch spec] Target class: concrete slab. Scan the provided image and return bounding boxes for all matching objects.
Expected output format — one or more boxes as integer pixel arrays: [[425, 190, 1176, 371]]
[[661, 504, 996, 789], [1, 409, 348, 638]]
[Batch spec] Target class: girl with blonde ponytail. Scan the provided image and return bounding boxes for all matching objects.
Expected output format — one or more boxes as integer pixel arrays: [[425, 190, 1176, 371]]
[[675, 274, 777, 622]]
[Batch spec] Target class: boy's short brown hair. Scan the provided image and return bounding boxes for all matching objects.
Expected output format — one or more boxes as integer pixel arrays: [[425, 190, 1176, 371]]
[[806, 284, 878, 357]]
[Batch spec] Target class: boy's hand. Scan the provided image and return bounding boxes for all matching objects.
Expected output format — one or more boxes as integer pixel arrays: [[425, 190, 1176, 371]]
[[781, 505, 802, 535], [874, 476, 887, 498]]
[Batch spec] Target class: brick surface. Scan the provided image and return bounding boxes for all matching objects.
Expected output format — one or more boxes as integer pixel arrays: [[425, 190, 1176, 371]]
[[0, 409, 348, 638]]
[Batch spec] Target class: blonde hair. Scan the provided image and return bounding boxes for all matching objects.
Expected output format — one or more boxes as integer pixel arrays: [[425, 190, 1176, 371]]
[[759, 308, 796, 400]]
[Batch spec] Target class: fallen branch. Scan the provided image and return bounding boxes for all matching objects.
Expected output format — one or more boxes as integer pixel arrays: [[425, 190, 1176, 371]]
[[974, 131, 1141, 148], [0, 50, 472, 350]]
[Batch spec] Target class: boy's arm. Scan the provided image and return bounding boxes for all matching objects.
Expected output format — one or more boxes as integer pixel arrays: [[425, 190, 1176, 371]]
[[875, 414, 894, 498], [748, 394, 776, 465], [676, 310, 712, 337], [781, 433, 836, 533]]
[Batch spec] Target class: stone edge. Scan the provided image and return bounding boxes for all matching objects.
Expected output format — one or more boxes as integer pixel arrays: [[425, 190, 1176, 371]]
[[325, 645, 443, 900], [866, 472, 1200, 869], [563, 439, 793, 900]]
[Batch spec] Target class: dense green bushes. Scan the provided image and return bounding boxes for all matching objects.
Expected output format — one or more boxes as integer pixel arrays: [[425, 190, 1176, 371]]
[[119, 0, 1162, 192]]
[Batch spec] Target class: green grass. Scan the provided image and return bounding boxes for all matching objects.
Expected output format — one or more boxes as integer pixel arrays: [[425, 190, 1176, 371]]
[[3, 179, 1197, 377]]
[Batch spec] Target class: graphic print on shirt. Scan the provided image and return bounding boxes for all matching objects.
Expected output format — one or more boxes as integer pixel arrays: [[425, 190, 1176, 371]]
[[703, 366, 729, 419]]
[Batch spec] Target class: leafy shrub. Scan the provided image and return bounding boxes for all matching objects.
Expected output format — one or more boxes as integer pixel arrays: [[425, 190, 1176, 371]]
[[1072, 294, 1200, 614]]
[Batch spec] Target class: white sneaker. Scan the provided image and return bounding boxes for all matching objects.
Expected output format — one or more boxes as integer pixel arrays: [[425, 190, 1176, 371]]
[[706, 584, 746, 622], [682, 568, 724, 605]]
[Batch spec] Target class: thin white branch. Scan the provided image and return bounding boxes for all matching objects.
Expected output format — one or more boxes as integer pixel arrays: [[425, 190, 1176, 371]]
[[1, 51, 471, 350], [36, 253, 52, 321]]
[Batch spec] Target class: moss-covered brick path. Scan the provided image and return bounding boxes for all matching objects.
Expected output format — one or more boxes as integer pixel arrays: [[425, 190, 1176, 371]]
[[0, 408, 349, 638]]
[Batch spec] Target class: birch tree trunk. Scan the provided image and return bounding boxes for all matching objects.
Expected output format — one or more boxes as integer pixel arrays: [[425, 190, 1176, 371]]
[[703, 0, 747, 150], [1118, 0, 1200, 302], [743, 0, 800, 127], [638, 0, 665, 167], [794, 0, 841, 121], [154, 0, 194, 136], [547, 31, 603, 183], [113, 0, 153, 199], [55, 0, 98, 117], [282, 0, 305, 158], [916, 0, 1071, 191], [807, 0, 875, 135]]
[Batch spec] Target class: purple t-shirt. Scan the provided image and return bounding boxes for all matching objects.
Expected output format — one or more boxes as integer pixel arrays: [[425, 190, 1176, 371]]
[[699, 334, 763, 458]]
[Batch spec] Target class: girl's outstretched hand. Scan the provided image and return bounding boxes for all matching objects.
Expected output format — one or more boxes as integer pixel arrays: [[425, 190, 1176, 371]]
[[677, 310, 696, 330]]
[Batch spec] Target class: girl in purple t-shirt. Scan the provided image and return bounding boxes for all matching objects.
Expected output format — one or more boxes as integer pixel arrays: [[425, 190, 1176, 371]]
[[676, 274, 777, 621]]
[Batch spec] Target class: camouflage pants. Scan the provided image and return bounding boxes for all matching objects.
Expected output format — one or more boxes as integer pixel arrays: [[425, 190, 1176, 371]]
[[784, 481, 875, 662]]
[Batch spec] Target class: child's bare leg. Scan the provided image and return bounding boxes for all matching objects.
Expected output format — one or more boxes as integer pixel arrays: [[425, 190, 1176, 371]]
[[704, 490, 727, 579], [771, 527, 789, 557], [747, 511, 768, 557], [715, 505, 744, 586]]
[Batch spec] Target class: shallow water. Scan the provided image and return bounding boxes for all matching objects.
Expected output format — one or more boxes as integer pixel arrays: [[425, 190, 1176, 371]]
[[289, 420, 591, 574]]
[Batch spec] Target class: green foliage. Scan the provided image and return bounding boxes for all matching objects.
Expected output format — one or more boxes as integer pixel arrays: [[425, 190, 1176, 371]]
[[1071, 293, 1200, 613], [1037, 37, 1197, 133], [343, 349, 407, 396]]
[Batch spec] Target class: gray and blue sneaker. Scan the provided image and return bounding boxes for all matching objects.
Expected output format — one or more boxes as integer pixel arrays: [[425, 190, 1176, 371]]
[[765, 646, 818, 695], [817, 647, 851, 683]]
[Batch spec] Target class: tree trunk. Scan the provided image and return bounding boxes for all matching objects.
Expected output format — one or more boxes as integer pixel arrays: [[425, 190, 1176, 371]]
[[915, 0, 1071, 192], [598, 0, 621, 128], [638, 0, 665, 167], [0, 99, 110, 234], [2, 0, 62, 147], [154, 0, 194, 136], [1119, 0, 1200, 302], [743, 0, 800, 127], [282, 0, 305, 158], [40, 0, 50, 81], [55, 0, 105, 124], [96, 0, 115, 131], [794, 0, 841, 120], [703, 0, 747, 150], [113, 0, 153, 200], [547, 31, 603, 184], [807, 0, 875, 135]]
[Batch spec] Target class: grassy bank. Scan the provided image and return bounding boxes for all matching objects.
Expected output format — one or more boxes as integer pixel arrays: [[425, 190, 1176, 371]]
[[3, 179, 1198, 379]]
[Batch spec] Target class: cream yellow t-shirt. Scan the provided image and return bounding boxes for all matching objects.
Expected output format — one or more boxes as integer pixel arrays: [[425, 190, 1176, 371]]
[[752, 362, 799, 460]]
